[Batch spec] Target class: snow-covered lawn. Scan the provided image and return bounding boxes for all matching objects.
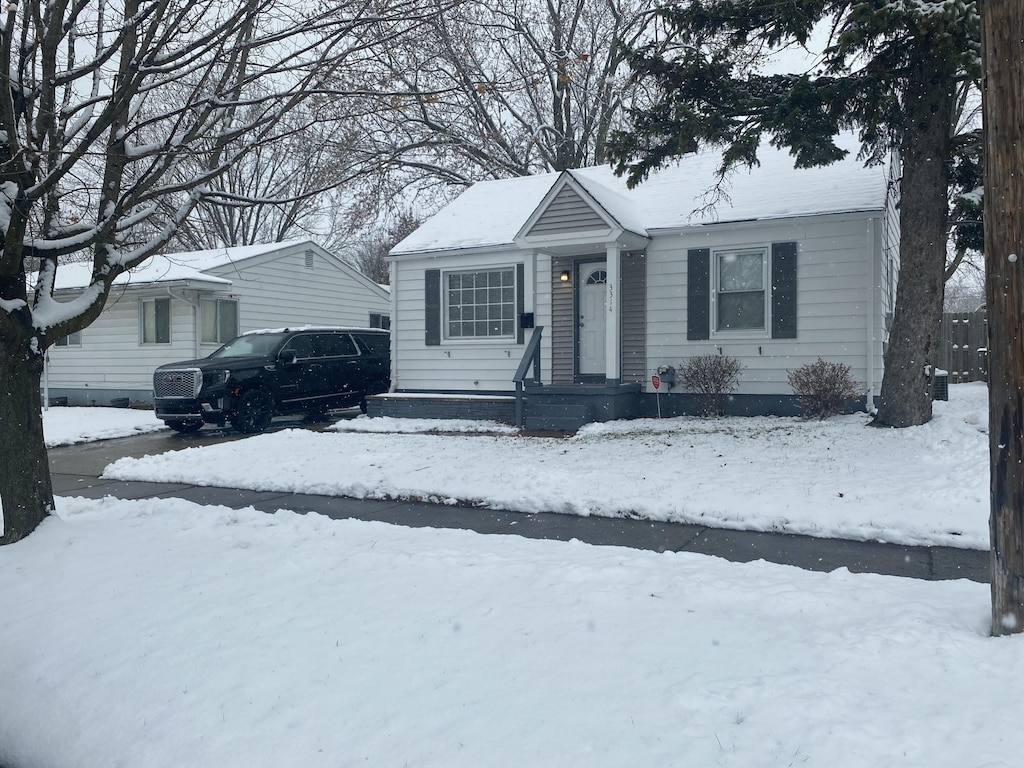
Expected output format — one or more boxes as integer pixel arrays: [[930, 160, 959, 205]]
[[42, 405, 166, 447], [0, 496, 1018, 768], [1, 383, 1015, 768], [102, 382, 992, 549]]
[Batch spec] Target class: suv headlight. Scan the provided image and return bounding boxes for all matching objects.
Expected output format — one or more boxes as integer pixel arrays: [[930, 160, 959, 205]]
[[201, 370, 231, 392]]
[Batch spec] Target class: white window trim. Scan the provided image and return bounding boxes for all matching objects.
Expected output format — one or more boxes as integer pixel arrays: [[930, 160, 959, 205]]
[[140, 297, 171, 345], [442, 266, 517, 342], [711, 246, 771, 338]]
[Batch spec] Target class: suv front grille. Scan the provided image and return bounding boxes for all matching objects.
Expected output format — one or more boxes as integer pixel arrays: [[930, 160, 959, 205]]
[[154, 368, 201, 398]]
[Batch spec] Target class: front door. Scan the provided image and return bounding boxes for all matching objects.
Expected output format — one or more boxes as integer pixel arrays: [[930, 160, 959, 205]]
[[577, 262, 607, 377]]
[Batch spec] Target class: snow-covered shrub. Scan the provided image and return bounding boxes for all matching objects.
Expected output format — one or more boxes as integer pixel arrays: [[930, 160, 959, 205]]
[[788, 359, 861, 419], [680, 354, 743, 417]]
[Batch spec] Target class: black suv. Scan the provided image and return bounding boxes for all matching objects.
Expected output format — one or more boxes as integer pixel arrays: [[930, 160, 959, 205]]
[[153, 327, 390, 434]]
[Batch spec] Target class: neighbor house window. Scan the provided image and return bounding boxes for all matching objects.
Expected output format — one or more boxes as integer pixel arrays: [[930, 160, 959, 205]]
[[445, 268, 515, 339], [201, 297, 239, 344], [54, 330, 82, 347], [140, 297, 170, 344], [369, 312, 390, 330], [715, 248, 767, 331]]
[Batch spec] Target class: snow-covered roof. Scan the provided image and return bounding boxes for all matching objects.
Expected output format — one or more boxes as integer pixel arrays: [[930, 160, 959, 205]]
[[391, 136, 889, 256], [47, 241, 311, 291], [393, 174, 559, 256]]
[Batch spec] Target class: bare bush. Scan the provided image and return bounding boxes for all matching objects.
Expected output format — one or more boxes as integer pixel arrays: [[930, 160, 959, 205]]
[[788, 359, 861, 419], [680, 355, 743, 416]]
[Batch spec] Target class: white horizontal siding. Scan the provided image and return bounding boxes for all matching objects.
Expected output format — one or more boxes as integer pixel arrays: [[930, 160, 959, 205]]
[[392, 249, 528, 392], [206, 244, 390, 334], [646, 212, 884, 396], [45, 243, 391, 398], [391, 212, 886, 399], [45, 293, 197, 397]]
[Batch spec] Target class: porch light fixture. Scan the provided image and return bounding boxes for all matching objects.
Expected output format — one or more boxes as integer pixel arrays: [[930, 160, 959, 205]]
[[559, 270, 571, 282]]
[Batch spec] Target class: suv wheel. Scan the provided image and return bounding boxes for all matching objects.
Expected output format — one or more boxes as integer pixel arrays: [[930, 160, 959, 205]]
[[230, 389, 275, 433], [167, 420, 203, 434]]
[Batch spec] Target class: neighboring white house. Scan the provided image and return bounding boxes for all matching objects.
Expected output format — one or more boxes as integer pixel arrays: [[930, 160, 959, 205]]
[[377, 137, 900, 430], [42, 240, 391, 406]]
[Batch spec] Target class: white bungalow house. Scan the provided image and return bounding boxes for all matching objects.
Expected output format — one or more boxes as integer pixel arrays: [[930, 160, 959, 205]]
[[42, 240, 391, 406], [375, 138, 900, 430]]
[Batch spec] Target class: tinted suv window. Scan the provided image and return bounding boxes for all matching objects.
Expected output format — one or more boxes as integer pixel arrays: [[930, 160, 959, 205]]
[[281, 334, 316, 359], [354, 332, 389, 356], [315, 332, 358, 357]]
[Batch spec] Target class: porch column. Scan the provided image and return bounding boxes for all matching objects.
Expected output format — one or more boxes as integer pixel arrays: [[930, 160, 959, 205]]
[[605, 243, 621, 384]]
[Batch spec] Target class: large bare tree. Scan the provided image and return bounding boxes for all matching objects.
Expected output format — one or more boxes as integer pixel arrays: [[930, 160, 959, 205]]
[[0, 0, 432, 543], [164, 99, 379, 250], [344, 210, 421, 285], [329, 0, 673, 216]]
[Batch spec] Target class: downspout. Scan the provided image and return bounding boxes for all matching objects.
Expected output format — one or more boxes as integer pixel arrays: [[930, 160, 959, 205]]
[[167, 287, 201, 360], [42, 351, 49, 409], [388, 259, 397, 392], [865, 217, 877, 411]]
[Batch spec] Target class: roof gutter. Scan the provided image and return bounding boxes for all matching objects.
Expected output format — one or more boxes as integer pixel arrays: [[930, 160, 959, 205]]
[[52, 277, 233, 297]]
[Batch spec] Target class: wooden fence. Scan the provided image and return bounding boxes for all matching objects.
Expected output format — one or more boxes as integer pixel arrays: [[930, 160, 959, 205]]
[[937, 310, 988, 383]]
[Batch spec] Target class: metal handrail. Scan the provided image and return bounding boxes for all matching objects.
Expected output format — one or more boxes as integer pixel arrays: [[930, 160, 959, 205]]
[[513, 326, 544, 427]]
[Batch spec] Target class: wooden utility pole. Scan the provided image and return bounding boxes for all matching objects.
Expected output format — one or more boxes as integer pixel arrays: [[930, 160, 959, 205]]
[[982, 0, 1024, 636]]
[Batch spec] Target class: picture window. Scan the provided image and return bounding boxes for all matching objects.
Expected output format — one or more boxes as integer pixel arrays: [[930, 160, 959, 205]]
[[444, 268, 516, 339]]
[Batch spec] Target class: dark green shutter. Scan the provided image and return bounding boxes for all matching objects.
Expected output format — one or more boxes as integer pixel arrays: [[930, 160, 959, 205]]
[[771, 242, 798, 339], [516, 263, 525, 344], [425, 269, 441, 346], [687, 248, 710, 340]]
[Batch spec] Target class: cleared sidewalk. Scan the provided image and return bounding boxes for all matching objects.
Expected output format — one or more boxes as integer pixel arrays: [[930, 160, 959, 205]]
[[49, 435, 989, 584]]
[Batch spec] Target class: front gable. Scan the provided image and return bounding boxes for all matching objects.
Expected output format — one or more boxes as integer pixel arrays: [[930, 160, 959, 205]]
[[516, 175, 625, 249], [525, 182, 610, 238]]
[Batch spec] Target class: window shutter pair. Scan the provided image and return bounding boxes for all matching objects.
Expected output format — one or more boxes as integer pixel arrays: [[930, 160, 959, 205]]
[[424, 264, 526, 346], [686, 242, 797, 340]]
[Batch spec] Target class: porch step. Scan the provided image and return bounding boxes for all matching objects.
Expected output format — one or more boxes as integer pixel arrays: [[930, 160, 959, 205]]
[[368, 394, 516, 423], [523, 402, 594, 431]]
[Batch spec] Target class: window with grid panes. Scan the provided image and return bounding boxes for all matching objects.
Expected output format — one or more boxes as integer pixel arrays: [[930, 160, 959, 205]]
[[445, 268, 515, 339]]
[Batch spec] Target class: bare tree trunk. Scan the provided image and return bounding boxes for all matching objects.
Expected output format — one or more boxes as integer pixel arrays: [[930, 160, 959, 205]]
[[981, 0, 1024, 636], [0, 333, 53, 544], [873, 54, 955, 428]]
